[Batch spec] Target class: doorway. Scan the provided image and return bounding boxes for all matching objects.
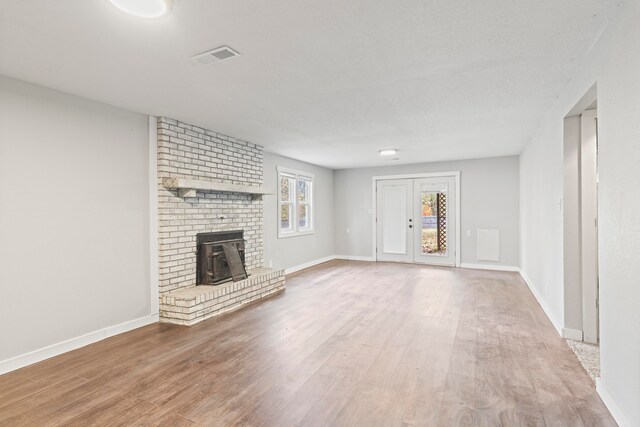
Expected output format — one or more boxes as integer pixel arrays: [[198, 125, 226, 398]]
[[563, 86, 599, 345], [374, 173, 459, 267]]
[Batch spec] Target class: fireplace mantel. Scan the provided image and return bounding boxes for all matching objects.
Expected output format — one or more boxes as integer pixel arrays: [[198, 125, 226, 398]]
[[163, 177, 274, 198]]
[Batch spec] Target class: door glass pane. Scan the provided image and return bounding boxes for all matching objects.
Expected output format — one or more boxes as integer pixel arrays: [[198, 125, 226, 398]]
[[421, 191, 447, 255]]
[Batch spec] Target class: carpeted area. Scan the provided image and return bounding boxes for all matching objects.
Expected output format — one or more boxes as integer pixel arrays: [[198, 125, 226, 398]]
[[566, 339, 600, 382]]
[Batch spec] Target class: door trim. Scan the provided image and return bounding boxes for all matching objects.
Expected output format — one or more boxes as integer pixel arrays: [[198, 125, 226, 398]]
[[371, 171, 461, 267]]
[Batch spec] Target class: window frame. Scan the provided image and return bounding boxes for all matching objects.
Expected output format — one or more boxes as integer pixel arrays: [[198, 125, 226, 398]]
[[277, 167, 315, 238]]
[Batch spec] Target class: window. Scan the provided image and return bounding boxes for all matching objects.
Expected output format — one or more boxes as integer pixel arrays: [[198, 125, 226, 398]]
[[278, 167, 314, 238]]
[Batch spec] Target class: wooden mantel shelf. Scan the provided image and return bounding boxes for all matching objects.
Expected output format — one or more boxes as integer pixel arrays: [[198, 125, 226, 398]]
[[163, 177, 273, 198]]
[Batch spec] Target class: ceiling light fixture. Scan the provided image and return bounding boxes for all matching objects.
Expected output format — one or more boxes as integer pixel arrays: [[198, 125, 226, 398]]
[[379, 149, 397, 156], [109, 0, 173, 18]]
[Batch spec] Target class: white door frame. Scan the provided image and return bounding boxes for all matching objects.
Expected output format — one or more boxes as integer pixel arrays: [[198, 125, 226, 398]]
[[372, 171, 461, 267]]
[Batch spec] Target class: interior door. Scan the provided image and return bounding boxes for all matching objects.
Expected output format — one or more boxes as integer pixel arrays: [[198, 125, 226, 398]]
[[413, 177, 456, 266], [376, 179, 413, 262], [581, 109, 599, 344]]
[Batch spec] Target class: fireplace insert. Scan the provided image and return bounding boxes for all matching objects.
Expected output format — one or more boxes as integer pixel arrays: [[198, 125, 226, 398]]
[[196, 230, 247, 285]]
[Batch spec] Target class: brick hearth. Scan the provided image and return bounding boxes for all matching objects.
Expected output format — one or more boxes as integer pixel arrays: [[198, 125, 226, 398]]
[[160, 268, 285, 326]]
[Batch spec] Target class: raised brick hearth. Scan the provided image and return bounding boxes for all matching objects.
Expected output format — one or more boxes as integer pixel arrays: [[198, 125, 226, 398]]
[[160, 268, 285, 325], [156, 117, 285, 325]]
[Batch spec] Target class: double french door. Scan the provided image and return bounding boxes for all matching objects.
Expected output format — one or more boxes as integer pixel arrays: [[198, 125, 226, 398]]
[[375, 176, 456, 266]]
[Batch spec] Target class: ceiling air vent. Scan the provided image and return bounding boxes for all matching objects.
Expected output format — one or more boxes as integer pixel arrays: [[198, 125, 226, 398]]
[[192, 46, 240, 64]]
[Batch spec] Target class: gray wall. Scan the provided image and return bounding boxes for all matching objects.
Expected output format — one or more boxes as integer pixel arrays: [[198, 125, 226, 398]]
[[520, 0, 640, 423], [334, 156, 519, 267], [0, 76, 151, 362], [263, 152, 334, 270]]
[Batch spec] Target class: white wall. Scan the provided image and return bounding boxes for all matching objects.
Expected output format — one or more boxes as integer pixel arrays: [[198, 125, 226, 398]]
[[519, 0, 640, 424], [263, 152, 335, 271], [334, 156, 519, 267], [0, 76, 152, 367]]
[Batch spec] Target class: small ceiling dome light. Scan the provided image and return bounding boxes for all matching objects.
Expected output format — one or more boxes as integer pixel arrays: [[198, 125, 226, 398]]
[[379, 149, 397, 156], [109, 0, 173, 18]]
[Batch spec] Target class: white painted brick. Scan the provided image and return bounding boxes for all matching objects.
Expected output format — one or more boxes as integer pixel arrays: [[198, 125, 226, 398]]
[[156, 116, 266, 297]]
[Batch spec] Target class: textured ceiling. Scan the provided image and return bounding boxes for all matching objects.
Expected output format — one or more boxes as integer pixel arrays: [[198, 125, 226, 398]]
[[0, 0, 621, 168]]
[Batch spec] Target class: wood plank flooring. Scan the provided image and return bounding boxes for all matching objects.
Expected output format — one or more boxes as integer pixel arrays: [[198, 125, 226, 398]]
[[0, 260, 616, 426]]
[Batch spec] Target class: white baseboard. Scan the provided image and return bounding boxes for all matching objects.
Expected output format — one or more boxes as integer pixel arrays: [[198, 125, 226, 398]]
[[596, 378, 632, 427], [518, 270, 563, 336], [0, 313, 159, 375], [562, 328, 584, 341], [460, 263, 520, 272], [284, 254, 377, 274], [335, 255, 376, 262], [285, 255, 337, 275]]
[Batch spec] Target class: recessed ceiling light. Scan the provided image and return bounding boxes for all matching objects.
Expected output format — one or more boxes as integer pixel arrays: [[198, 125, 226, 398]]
[[379, 149, 397, 156], [109, 0, 173, 18]]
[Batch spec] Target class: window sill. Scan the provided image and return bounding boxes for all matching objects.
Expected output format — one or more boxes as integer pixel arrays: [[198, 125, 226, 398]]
[[277, 230, 315, 239]]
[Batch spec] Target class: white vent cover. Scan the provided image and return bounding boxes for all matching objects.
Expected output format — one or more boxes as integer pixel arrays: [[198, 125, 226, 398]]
[[191, 46, 240, 64]]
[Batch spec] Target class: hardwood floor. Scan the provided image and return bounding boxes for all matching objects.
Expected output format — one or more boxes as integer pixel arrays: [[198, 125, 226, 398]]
[[0, 260, 615, 426]]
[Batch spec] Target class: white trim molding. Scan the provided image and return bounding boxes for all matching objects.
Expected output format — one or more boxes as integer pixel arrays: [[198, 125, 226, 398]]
[[0, 314, 159, 375], [335, 255, 376, 262], [515, 268, 636, 427], [561, 328, 584, 341], [596, 378, 632, 427], [149, 116, 159, 317], [371, 172, 461, 181], [460, 263, 519, 272], [284, 255, 376, 275], [519, 270, 563, 335], [285, 255, 337, 275], [371, 171, 461, 268]]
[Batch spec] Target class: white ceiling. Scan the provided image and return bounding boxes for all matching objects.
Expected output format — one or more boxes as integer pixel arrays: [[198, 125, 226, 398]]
[[0, 0, 620, 169]]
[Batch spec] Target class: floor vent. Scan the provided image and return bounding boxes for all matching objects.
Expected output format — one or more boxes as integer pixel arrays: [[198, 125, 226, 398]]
[[192, 46, 240, 64]]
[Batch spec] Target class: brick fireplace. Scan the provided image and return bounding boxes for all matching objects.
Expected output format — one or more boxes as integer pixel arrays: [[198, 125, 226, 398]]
[[156, 117, 284, 325]]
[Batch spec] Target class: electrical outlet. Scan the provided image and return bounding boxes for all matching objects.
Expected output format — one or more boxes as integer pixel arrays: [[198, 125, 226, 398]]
[[346, 228, 351, 234], [466, 230, 472, 237]]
